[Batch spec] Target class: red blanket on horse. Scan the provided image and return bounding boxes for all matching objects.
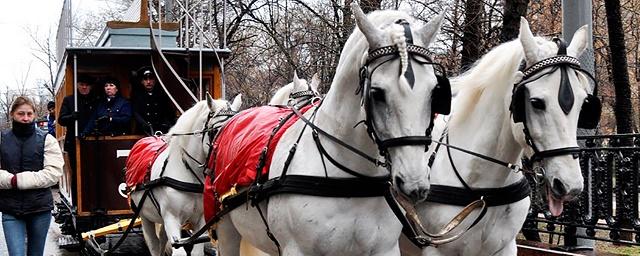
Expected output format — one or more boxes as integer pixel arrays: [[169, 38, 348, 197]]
[[125, 136, 168, 189], [204, 105, 314, 221]]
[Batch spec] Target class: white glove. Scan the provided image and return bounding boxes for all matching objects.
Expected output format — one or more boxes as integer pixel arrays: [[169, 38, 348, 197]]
[[0, 169, 14, 189]]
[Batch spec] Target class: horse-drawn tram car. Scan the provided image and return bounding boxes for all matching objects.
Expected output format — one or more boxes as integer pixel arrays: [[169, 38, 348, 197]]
[[52, 1, 227, 254]]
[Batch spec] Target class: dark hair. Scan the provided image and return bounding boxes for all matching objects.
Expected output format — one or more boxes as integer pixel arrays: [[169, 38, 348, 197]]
[[47, 101, 55, 110], [77, 74, 95, 85], [10, 96, 36, 114], [103, 77, 120, 89]]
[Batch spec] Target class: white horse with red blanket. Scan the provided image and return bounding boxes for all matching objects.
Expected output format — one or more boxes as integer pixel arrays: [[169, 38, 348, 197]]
[[126, 94, 242, 256], [208, 3, 448, 255]]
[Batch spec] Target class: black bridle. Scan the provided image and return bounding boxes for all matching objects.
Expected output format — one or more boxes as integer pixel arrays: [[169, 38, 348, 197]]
[[169, 106, 238, 175], [357, 20, 448, 156], [510, 38, 598, 167]]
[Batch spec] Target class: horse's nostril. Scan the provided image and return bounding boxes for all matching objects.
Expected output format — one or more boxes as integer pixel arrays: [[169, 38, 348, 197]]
[[552, 178, 567, 196]]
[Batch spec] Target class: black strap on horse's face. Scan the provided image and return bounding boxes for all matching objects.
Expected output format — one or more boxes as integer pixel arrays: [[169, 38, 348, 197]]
[[510, 37, 601, 163], [399, 20, 416, 87], [357, 19, 448, 155]]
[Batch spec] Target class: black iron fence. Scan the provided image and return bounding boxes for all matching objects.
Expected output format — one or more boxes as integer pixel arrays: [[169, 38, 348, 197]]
[[522, 133, 640, 247]]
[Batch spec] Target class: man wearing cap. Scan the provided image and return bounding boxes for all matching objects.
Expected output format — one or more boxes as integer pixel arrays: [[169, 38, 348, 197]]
[[132, 67, 176, 135], [83, 77, 132, 136], [59, 75, 98, 152], [46, 101, 56, 136]]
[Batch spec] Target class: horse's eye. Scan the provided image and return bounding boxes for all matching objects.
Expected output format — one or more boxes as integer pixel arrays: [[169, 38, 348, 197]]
[[530, 98, 546, 110], [370, 88, 385, 102]]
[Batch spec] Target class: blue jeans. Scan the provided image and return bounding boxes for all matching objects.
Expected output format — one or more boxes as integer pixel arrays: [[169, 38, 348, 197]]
[[2, 211, 51, 256]]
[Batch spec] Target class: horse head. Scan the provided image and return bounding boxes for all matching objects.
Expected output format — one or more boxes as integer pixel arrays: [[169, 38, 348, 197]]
[[344, 3, 448, 202], [269, 72, 320, 107], [510, 18, 599, 216], [203, 93, 243, 153], [167, 94, 243, 169]]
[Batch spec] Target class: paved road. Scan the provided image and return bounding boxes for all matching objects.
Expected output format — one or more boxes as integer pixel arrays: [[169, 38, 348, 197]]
[[0, 189, 78, 256]]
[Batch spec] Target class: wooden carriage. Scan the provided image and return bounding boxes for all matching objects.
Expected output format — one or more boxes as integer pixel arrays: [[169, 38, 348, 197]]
[[52, 3, 229, 251]]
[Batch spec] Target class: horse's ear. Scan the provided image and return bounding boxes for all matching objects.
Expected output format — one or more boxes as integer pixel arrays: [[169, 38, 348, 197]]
[[351, 2, 384, 49], [206, 92, 217, 112], [567, 25, 589, 58], [417, 11, 445, 47], [310, 73, 320, 93], [519, 17, 539, 63], [231, 94, 243, 111]]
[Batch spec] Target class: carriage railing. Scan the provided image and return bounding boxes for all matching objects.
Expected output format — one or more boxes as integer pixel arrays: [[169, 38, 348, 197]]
[[523, 133, 640, 247]]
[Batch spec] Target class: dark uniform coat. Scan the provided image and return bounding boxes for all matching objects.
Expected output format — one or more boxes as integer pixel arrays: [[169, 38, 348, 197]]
[[58, 94, 98, 151], [83, 95, 132, 136], [132, 88, 175, 134]]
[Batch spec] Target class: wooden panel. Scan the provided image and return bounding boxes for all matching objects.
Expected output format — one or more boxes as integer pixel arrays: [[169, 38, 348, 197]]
[[212, 65, 222, 99], [77, 136, 141, 215]]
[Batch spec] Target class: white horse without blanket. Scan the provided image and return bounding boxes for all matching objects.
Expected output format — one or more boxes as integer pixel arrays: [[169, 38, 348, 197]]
[[129, 94, 242, 256], [403, 18, 600, 256], [214, 3, 448, 256]]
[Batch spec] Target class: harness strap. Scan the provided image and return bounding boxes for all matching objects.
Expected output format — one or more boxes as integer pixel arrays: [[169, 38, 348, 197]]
[[530, 146, 580, 162], [172, 175, 390, 249], [148, 190, 163, 217], [249, 175, 389, 202], [312, 131, 388, 180], [379, 136, 432, 149], [426, 177, 531, 207], [255, 111, 297, 183], [384, 188, 489, 248], [445, 134, 473, 191], [134, 176, 204, 193], [433, 134, 521, 172], [182, 158, 204, 185], [290, 106, 384, 166], [89, 189, 151, 254]]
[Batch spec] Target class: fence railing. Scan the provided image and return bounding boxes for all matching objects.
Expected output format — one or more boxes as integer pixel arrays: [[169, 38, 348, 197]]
[[522, 133, 640, 246]]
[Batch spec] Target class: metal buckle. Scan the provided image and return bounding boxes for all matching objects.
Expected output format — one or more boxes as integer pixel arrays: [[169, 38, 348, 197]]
[[532, 165, 546, 184]]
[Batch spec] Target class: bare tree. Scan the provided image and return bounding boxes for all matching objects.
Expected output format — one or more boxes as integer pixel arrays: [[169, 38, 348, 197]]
[[605, 0, 636, 135], [25, 27, 57, 97], [461, 0, 484, 69], [501, 0, 530, 42]]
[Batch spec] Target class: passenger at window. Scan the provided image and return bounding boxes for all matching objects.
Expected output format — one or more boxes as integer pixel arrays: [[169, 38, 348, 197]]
[[83, 77, 132, 136], [132, 66, 176, 135], [59, 74, 98, 151], [46, 101, 56, 136]]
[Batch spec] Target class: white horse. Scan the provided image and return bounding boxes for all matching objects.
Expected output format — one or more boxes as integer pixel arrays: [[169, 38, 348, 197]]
[[269, 72, 320, 106], [404, 18, 595, 256], [215, 3, 446, 256], [130, 94, 242, 256]]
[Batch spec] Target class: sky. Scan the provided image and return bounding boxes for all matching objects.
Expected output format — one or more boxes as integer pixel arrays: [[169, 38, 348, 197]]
[[0, 0, 111, 92]]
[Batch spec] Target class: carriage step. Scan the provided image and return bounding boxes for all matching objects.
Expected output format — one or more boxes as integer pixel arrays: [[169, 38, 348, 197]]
[[58, 234, 82, 251]]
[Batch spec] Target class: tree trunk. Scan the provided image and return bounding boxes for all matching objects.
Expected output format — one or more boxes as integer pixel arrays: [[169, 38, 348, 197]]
[[360, 0, 382, 14], [501, 0, 530, 43], [605, 0, 635, 136], [461, 0, 484, 70]]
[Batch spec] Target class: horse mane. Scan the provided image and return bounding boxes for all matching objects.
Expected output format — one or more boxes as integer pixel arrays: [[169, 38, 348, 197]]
[[165, 99, 229, 152], [167, 101, 210, 136], [448, 39, 525, 127], [269, 82, 295, 105]]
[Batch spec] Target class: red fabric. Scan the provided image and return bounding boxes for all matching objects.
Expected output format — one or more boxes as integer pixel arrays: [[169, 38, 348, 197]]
[[125, 136, 168, 189], [204, 105, 314, 221]]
